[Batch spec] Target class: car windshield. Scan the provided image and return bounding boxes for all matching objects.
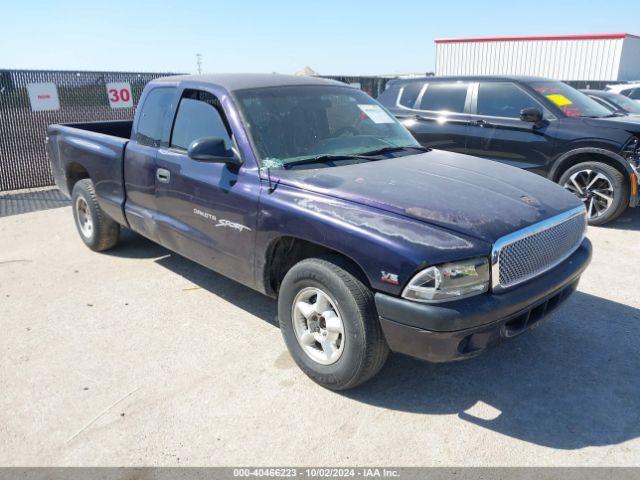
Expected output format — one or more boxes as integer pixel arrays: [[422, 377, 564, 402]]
[[234, 85, 421, 168], [531, 81, 613, 118], [606, 92, 640, 113]]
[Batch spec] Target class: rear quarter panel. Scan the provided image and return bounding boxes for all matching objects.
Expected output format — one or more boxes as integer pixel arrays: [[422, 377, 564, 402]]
[[47, 124, 128, 225]]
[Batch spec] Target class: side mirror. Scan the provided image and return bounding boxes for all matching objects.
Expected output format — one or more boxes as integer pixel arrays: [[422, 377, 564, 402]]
[[187, 137, 242, 166], [520, 107, 544, 126]]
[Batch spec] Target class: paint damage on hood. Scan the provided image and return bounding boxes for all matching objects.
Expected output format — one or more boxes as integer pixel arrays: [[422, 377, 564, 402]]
[[272, 150, 583, 243]]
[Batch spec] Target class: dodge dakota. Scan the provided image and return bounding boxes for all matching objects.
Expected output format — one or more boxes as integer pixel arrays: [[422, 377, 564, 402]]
[[47, 74, 592, 389]]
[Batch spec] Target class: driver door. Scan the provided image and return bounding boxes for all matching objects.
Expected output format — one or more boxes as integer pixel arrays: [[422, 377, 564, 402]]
[[154, 88, 259, 285]]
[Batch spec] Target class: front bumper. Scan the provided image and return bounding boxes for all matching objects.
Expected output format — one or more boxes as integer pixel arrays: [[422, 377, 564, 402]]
[[376, 238, 592, 363]]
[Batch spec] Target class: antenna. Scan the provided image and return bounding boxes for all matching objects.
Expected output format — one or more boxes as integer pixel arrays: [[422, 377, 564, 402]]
[[196, 53, 203, 75]]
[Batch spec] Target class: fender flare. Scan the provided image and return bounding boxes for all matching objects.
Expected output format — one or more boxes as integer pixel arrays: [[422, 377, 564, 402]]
[[259, 234, 375, 298], [549, 147, 633, 182]]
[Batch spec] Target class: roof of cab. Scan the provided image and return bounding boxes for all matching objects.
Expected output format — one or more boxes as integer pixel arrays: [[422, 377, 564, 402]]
[[151, 73, 349, 92]]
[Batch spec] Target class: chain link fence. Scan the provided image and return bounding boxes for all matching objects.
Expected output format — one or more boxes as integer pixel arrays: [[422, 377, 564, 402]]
[[0, 69, 176, 191]]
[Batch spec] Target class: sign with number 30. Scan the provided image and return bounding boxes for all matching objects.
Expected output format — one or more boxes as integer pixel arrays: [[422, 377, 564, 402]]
[[106, 82, 133, 109]]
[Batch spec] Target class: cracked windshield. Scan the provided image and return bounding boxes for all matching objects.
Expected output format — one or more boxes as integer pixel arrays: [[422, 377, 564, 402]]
[[235, 85, 421, 168]]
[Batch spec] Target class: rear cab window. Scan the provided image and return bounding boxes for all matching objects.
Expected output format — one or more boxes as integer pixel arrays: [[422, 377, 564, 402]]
[[418, 82, 469, 113], [170, 89, 233, 151], [136, 87, 176, 147]]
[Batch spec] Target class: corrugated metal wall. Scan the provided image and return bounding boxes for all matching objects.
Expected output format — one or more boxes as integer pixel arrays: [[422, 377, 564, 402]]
[[436, 38, 626, 81]]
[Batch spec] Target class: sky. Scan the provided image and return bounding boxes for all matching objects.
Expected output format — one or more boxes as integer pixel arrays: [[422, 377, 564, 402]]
[[1, 0, 638, 76]]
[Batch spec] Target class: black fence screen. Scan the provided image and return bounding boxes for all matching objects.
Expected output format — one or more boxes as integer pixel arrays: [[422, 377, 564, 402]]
[[0, 69, 176, 191]]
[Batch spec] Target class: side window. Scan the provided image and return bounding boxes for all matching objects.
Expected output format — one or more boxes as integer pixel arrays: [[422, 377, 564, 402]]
[[398, 82, 423, 108], [477, 82, 540, 118], [628, 88, 640, 100], [136, 88, 175, 147], [419, 82, 468, 113], [170, 89, 232, 150]]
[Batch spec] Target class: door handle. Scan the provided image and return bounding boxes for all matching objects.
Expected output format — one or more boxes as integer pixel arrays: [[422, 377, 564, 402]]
[[156, 168, 170, 183]]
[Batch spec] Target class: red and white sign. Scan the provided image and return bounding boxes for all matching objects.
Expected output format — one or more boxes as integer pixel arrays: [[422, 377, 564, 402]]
[[106, 82, 133, 109], [26, 83, 60, 112]]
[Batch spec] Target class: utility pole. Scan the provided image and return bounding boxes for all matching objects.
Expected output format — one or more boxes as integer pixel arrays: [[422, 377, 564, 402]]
[[196, 53, 203, 75]]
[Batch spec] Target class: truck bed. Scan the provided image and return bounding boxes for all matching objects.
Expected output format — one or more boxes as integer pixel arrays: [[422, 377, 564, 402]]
[[56, 120, 133, 139], [47, 120, 133, 226]]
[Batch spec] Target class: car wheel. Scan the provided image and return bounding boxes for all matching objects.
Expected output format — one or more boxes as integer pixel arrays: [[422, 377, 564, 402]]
[[559, 162, 629, 226], [71, 179, 120, 251], [278, 256, 389, 390]]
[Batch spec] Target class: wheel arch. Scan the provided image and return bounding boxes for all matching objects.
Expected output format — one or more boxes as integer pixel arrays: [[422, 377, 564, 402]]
[[66, 162, 91, 194], [549, 148, 633, 183], [262, 235, 372, 298]]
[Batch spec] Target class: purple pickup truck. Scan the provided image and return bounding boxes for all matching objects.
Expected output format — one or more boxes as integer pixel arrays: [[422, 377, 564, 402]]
[[47, 74, 591, 389]]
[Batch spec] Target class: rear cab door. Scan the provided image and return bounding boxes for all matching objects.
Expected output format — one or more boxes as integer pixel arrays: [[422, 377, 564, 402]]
[[390, 80, 474, 154], [465, 81, 558, 174], [124, 84, 178, 241], [154, 84, 261, 286]]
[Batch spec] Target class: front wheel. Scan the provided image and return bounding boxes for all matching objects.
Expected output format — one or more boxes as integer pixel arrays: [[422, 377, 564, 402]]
[[278, 256, 389, 390], [559, 162, 629, 226]]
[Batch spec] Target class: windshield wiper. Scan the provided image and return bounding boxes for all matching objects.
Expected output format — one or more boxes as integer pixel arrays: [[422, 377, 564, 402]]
[[356, 145, 430, 156], [580, 114, 618, 118], [282, 145, 430, 169], [283, 153, 374, 169]]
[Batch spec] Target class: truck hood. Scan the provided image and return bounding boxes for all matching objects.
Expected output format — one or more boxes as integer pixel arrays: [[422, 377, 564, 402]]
[[272, 150, 583, 243]]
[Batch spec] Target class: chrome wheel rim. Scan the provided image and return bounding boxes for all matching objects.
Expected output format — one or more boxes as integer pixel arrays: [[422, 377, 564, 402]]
[[291, 287, 345, 365], [563, 169, 614, 220], [75, 196, 93, 238]]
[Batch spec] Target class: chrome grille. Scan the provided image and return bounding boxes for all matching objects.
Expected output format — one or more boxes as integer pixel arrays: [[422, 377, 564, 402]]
[[491, 207, 586, 290]]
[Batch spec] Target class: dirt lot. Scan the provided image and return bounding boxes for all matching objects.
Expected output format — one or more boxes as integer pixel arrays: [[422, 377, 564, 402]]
[[0, 202, 639, 466]]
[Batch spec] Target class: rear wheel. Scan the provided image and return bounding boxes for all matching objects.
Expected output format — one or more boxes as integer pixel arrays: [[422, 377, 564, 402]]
[[559, 161, 629, 226], [278, 256, 389, 390], [71, 179, 120, 251]]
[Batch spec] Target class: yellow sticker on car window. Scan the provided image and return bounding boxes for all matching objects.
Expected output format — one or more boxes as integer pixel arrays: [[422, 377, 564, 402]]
[[546, 94, 573, 107]]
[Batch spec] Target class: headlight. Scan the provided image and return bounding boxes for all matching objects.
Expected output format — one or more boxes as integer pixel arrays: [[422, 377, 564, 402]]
[[402, 257, 490, 303]]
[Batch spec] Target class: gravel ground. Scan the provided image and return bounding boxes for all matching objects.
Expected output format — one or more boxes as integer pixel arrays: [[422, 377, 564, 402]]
[[0, 203, 639, 466]]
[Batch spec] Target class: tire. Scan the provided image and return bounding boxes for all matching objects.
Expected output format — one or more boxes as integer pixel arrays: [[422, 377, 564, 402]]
[[71, 179, 120, 251], [278, 255, 389, 390], [559, 161, 629, 226]]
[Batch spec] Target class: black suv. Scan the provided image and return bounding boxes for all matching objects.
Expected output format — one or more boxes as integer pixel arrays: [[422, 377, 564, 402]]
[[378, 76, 640, 225]]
